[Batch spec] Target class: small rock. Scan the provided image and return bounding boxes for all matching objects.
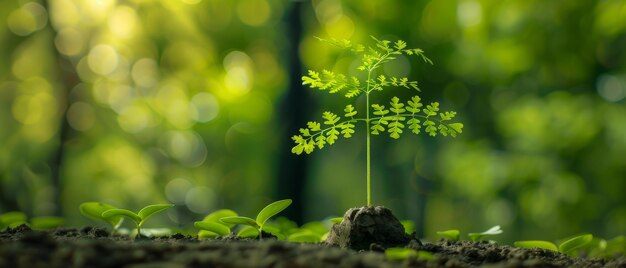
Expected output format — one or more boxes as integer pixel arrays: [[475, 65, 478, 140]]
[[325, 206, 412, 251]]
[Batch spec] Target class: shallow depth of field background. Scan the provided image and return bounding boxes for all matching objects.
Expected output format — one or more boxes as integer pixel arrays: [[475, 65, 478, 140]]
[[1, 0, 625, 242]]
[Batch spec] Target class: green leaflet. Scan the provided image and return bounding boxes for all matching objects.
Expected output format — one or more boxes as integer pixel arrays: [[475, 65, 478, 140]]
[[514, 240, 559, 252], [80, 202, 124, 230], [220, 216, 258, 228], [256, 199, 292, 230], [385, 248, 435, 261], [137, 204, 174, 226], [559, 234, 593, 254], [437, 229, 460, 241], [237, 226, 259, 238], [194, 221, 231, 236], [30, 216, 64, 230], [102, 209, 142, 224], [468, 225, 503, 241], [288, 231, 321, 243], [0, 211, 28, 229]]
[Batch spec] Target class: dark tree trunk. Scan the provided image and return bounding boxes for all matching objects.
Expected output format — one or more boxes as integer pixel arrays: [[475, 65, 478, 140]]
[[43, 0, 80, 216], [275, 0, 309, 224]]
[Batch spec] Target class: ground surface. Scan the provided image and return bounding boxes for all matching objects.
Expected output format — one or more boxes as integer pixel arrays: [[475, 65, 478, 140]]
[[1, 225, 625, 268]]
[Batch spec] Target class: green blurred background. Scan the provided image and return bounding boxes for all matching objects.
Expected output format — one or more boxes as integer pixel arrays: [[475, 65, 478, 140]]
[[1, 0, 625, 242]]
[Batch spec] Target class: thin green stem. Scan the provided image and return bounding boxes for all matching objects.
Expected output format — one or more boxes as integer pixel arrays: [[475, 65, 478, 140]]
[[366, 70, 372, 207]]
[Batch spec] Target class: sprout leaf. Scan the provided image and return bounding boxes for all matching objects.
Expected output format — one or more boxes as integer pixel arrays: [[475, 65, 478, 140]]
[[256, 199, 292, 229], [514, 240, 559, 252], [559, 234, 593, 254]]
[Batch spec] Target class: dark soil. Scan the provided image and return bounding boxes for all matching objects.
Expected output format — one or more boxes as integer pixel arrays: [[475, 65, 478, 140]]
[[2, 224, 625, 268]]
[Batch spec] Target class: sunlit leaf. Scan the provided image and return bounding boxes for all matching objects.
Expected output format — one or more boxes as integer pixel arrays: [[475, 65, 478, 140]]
[[137, 204, 174, 225], [102, 209, 142, 224], [194, 221, 230, 236], [256, 199, 292, 229]]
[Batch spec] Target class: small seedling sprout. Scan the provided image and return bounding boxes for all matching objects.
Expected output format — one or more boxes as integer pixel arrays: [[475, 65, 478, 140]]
[[30, 216, 64, 230], [468, 225, 503, 241], [385, 248, 435, 261], [0, 211, 28, 229], [0, 212, 64, 230], [436, 229, 461, 241], [514, 234, 594, 255], [219, 199, 292, 239], [291, 36, 463, 206], [102, 204, 174, 238], [195, 209, 238, 238], [79, 202, 124, 233]]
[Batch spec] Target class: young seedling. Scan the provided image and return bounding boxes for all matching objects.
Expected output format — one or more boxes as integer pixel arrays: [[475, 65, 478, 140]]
[[219, 199, 292, 239], [291, 36, 463, 206], [0, 211, 28, 229], [79, 202, 124, 233], [514, 234, 593, 255], [385, 248, 435, 261], [102, 204, 173, 238], [194, 209, 238, 238], [0, 212, 64, 230], [468, 225, 503, 241], [436, 229, 461, 241], [29, 216, 64, 230]]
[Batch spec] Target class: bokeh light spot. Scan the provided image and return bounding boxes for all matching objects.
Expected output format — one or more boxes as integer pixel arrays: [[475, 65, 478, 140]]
[[7, 3, 48, 36], [315, 0, 343, 24], [457, 0, 482, 28], [117, 102, 153, 133], [597, 74, 626, 102], [67, 101, 95, 131], [88, 44, 119, 76], [185, 186, 216, 214], [108, 5, 138, 38], [165, 178, 193, 204], [131, 58, 159, 88], [237, 0, 271, 26], [324, 15, 355, 39], [190, 92, 220, 123], [160, 131, 207, 167], [55, 28, 84, 56]]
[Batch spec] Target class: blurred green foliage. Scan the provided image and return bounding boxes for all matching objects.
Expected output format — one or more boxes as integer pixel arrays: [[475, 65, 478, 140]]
[[0, 0, 625, 243]]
